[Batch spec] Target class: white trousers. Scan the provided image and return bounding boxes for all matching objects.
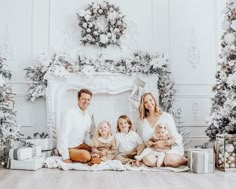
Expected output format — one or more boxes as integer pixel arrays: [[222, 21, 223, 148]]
[[135, 148, 165, 167]]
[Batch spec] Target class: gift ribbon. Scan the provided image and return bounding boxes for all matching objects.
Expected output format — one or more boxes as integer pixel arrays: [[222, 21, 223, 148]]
[[204, 151, 208, 173], [13, 148, 18, 160]]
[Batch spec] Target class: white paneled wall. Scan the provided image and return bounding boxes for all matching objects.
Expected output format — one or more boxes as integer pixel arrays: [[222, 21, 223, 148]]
[[0, 0, 227, 148]]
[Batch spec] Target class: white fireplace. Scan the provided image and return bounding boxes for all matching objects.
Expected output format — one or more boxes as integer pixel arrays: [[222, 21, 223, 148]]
[[46, 73, 159, 148]]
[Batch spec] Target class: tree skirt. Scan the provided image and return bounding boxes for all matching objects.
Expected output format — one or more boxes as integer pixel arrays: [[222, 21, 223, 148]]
[[44, 156, 189, 172]]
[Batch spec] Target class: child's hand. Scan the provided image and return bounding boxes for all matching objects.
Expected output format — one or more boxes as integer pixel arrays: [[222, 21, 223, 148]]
[[92, 154, 100, 158], [97, 151, 104, 157]]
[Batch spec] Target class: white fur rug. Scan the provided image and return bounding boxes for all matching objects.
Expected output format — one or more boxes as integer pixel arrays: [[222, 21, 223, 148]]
[[44, 156, 189, 172]]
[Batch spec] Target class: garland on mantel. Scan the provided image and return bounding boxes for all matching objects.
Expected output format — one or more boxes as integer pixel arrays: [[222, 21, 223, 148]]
[[25, 52, 175, 111]]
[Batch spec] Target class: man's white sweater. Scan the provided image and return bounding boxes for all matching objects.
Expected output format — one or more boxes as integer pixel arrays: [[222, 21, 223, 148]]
[[57, 106, 91, 160]]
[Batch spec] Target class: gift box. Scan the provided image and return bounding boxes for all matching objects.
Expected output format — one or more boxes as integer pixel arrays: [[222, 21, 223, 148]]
[[41, 150, 52, 158], [188, 148, 215, 174], [9, 147, 33, 160], [10, 157, 44, 171], [215, 134, 236, 171], [32, 145, 42, 157], [9, 145, 42, 160], [26, 138, 52, 151]]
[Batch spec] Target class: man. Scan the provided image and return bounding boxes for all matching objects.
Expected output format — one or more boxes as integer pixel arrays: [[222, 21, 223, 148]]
[[57, 89, 93, 163]]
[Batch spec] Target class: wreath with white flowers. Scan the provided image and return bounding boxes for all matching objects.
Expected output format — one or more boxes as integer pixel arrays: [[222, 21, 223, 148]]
[[77, 1, 127, 47], [25, 52, 175, 111]]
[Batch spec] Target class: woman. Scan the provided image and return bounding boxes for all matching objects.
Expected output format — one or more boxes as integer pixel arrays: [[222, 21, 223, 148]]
[[138, 92, 188, 167]]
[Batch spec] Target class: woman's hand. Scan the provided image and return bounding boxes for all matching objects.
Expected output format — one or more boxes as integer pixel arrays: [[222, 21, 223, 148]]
[[146, 140, 155, 147], [154, 140, 171, 149]]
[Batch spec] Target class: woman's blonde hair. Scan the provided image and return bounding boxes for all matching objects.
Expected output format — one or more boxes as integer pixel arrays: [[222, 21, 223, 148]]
[[92, 121, 113, 147], [139, 92, 162, 120], [116, 115, 132, 133]]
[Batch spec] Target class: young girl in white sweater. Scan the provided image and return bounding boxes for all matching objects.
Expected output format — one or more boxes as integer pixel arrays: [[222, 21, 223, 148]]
[[115, 115, 144, 166]]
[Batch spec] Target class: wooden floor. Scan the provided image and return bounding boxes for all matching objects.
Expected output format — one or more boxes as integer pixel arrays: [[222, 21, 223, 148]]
[[0, 168, 235, 189]]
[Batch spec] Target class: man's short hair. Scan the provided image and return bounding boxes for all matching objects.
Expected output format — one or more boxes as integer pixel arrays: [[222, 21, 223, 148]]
[[78, 89, 93, 98]]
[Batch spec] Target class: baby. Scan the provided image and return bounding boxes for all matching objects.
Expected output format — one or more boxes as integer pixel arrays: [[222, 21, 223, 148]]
[[135, 123, 174, 167]]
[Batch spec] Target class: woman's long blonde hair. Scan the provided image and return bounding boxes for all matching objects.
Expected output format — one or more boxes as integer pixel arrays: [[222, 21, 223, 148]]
[[139, 92, 162, 120], [92, 121, 113, 147]]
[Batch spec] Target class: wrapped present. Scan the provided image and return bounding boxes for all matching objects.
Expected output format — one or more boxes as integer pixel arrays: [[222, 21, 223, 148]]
[[10, 157, 44, 171], [188, 148, 215, 174], [26, 138, 52, 151], [41, 150, 52, 158], [215, 134, 236, 171], [32, 145, 42, 157], [9, 147, 33, 160], [9, 145, 42, 161]]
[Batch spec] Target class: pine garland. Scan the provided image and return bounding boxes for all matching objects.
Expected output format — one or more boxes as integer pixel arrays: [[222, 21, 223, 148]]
[[25, 52, 175, 111]]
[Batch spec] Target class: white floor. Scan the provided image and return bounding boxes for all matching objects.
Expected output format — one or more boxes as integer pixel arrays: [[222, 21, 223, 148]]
[[0, 168, 236, 189]]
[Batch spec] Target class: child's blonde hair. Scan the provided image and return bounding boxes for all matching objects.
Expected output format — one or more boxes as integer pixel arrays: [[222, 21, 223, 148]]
[[154, 123, 168, 139], [154, 123, 167, 131], [116, 115, 132, 133], [92, 121, 113, 147]]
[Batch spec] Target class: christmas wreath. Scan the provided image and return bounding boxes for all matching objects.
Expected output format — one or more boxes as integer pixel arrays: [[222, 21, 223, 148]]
[[77, 1, 127, 47]]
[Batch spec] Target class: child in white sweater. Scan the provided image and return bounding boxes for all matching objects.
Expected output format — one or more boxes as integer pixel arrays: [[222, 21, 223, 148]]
[[115, 115, 145, 166]]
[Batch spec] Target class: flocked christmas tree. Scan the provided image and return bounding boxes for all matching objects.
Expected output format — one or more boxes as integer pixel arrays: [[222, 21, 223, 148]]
[[205, 0, 236, 141], [0, 56, 20, 146]]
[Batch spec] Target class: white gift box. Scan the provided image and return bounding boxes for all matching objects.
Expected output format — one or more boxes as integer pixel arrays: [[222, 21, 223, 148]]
[[32, 145, 42, 157], [10, 157, 44, 171], [41, 150, 52, 158], [26, 138, 52, 151], [9, 147, 33, 160], [9, 145, 42, 160], [188, 148, 215, 174]]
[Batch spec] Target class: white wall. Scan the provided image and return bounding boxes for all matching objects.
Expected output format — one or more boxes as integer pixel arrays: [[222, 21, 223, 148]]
[[0, 0, 227, 148]]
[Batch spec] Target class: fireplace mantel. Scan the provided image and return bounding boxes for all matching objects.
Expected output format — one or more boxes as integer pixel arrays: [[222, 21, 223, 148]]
[[46, 73, 159, 147]]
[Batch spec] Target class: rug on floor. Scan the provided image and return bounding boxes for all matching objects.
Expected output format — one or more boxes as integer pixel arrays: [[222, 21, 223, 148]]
[[44, 156, 189, 172]]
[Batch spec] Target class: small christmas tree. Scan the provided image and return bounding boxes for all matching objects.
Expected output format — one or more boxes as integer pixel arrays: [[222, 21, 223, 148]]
[[172, 108, 191, 148], [205, 0, 236, 141], [0, 56, 20, 158]]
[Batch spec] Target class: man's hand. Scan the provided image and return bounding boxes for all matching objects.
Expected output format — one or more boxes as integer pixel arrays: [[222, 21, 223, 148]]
[[63, 159, 72, 163]]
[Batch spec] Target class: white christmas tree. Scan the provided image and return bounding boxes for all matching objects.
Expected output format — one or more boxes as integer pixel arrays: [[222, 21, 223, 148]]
[[0, 56, 20, 145], [206, 0, 236, 141]]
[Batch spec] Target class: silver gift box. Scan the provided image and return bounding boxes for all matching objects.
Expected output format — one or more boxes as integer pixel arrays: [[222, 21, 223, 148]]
[[188, 148, 215, 174], [26, 138, 52, 151], [9, 147, 33, 160], [10, 157, 44, 171], [9, 145, 42, 160]]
